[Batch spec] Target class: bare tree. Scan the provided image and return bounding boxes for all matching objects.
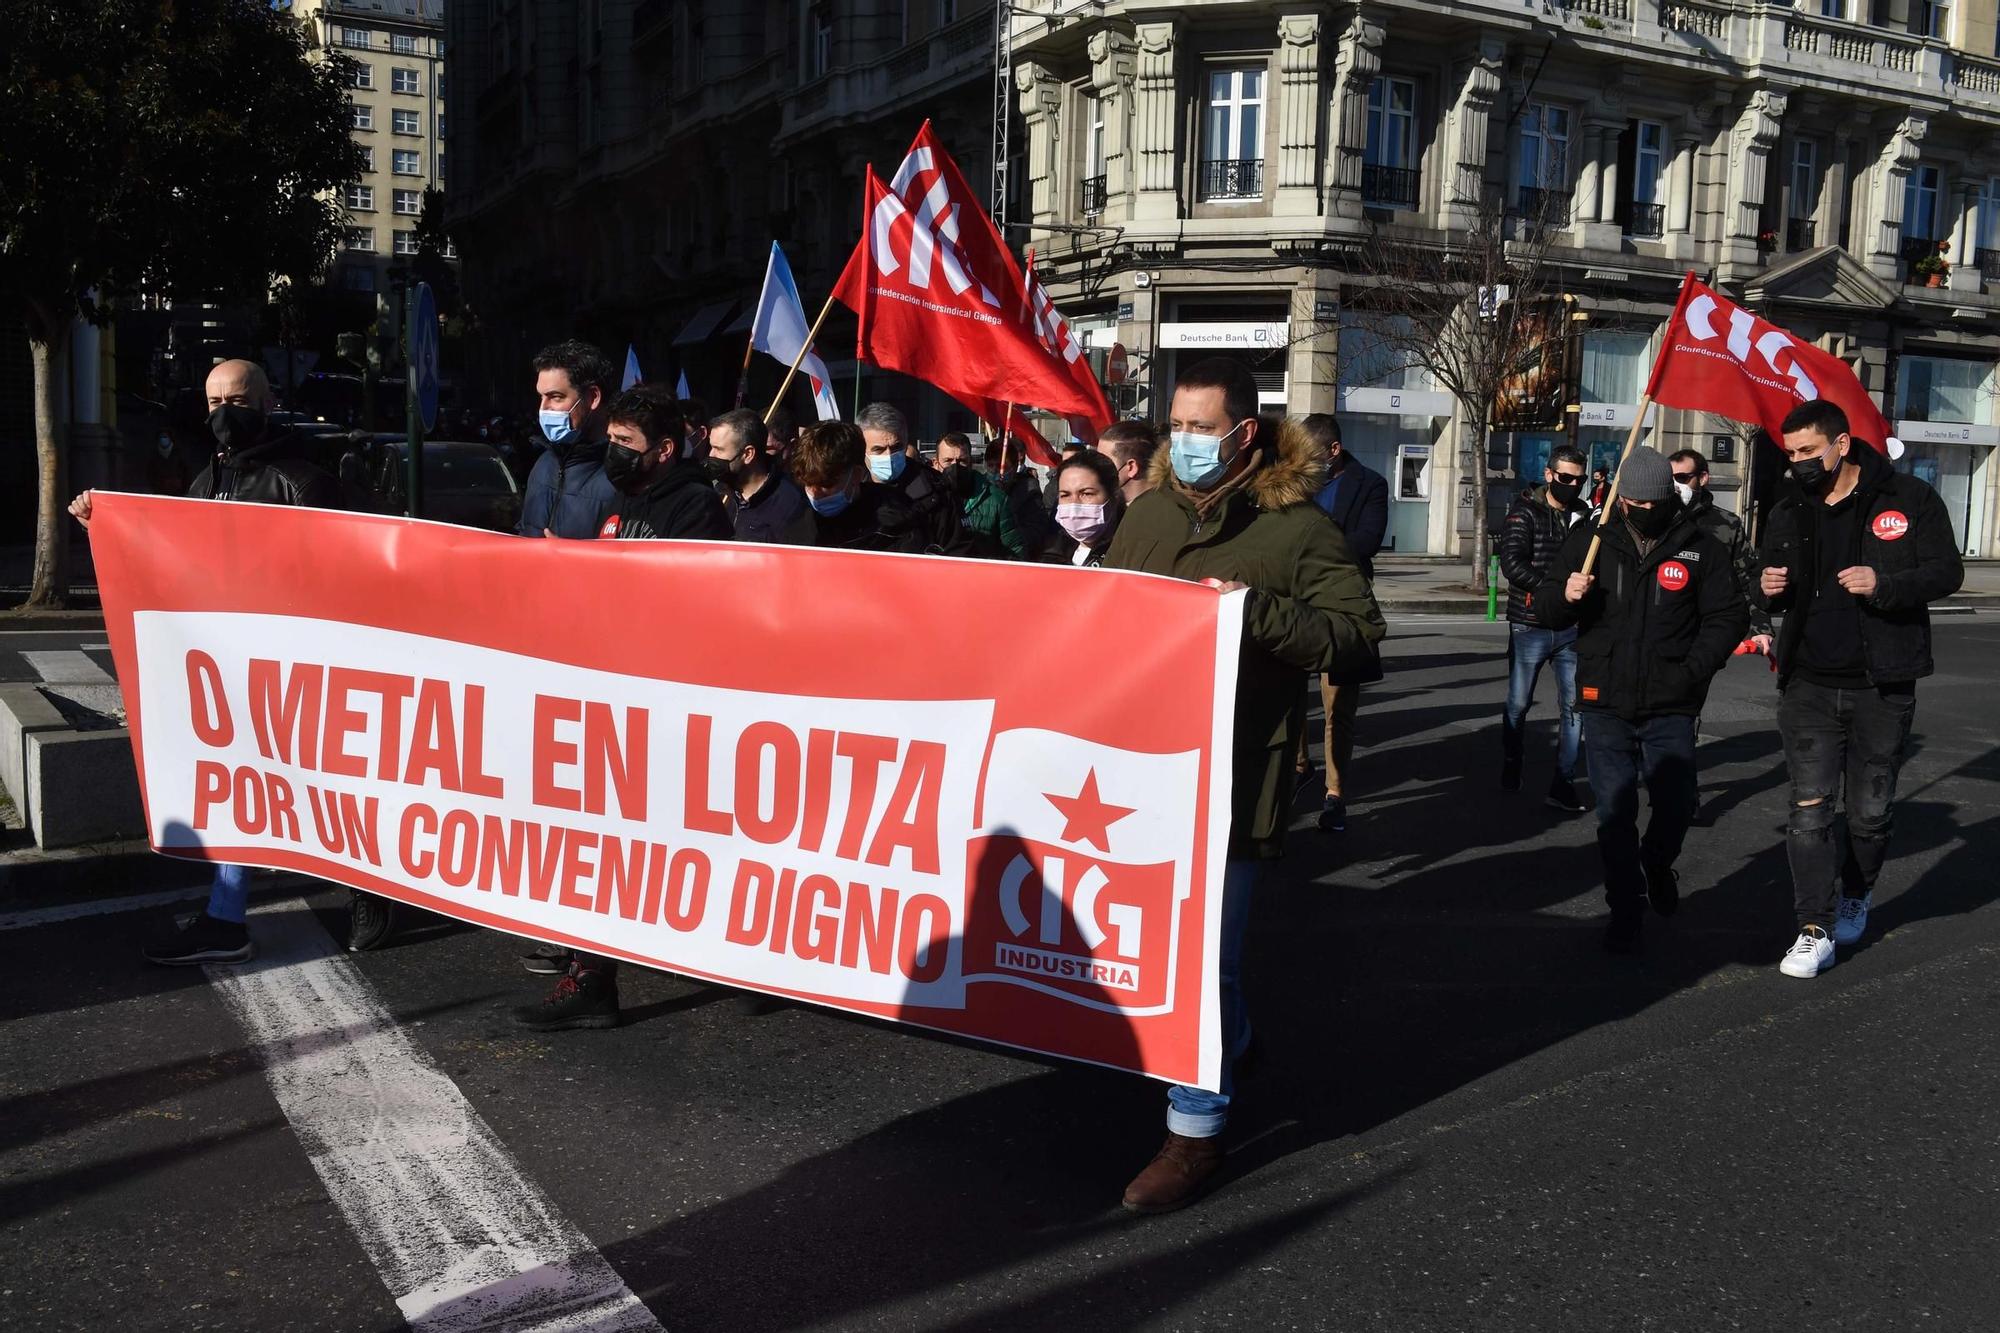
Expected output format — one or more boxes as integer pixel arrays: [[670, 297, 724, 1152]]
[[1336, 186, 1573, 592]]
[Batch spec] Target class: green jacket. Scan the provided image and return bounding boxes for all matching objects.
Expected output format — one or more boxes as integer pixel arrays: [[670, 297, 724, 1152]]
[[961, 470, 1028, 559], [1107, 419, 1386, 859]]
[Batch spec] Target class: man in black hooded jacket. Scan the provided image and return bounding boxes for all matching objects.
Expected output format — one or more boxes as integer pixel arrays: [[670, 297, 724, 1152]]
[[1539, 446, 1747, 954], [1758, 399, 1963, 980]]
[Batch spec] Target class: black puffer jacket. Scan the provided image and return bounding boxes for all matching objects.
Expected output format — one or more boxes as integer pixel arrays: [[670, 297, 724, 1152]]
[[880, 460, 972, 556], [1497, 485, 1589, 625], [1536, 506, 1748, 721], [789, 475, 975, 554], [188, 430, 342, 508], [1759, 444, 1964, 688], [597, 459, 733, 541], [1683, 488, 1772, 640]]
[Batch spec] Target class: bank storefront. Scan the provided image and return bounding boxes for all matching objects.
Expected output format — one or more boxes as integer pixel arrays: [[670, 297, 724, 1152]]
[[1337, 321, 1448, 553], [1895, 354, 1997, 558]]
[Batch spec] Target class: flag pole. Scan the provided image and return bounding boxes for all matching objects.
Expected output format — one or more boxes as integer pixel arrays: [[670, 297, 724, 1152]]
[[1579, 394, 1656, 576], [762, 290, 839, 425], [732, 329, 756, 409]]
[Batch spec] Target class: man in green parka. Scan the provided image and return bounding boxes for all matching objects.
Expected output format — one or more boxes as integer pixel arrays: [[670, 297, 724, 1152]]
[[1106, 357, 1385, 1213]]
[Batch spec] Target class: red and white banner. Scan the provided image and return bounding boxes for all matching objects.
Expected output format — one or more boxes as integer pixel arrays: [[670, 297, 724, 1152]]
[[1646, 273, 1897, 453], [92, 495, 1242, 1089]]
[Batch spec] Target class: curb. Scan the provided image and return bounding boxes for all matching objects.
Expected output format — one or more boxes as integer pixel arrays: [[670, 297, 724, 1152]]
[[0, 839, 209, 902]]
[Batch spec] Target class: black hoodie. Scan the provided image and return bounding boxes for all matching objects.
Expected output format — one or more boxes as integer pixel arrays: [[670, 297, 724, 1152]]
[[598, 458, 733, 541], [188, 429, 343, 508], [1758, 443, 1964, 688]]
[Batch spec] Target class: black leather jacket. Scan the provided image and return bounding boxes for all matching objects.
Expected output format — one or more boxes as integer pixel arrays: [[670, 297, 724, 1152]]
[[187, 430, 343, 508]]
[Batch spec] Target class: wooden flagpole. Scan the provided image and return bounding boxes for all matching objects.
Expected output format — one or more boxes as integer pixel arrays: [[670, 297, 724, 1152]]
[[1579, 393, 1656, 576], [762, 290, 839, 426], [732, 325, 757, 409]]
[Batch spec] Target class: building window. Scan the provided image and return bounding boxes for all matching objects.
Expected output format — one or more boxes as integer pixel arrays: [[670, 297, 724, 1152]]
[[341, 27, 370, 50], [391, 33, 417, 55], [437, 113, 446, 139], [807, 2, 833, 79], [1629, 121, 1666, 238], [1922, 0, 1949, 38], [1978, 177, 2000, 276], [1078, 94, 1106, 215], [393, 149, 421, 175], [393, 108, 420, 135], [1819, 0, 1844, 15], [1786, 140, 1819, 249], [938, 0, 958, 22], [1364, 76, 1419, 208], [392, 67, 419, 94], [341, 265, 377, 293], [394, 230, 420, 256], [1896, 355, 1995, 423], [358, 147, 374, 172], [346, 227, 376, 252], [1200, 65, 1265, 200], [349, 63, 373, 89], [344, 184, 375, 210], [1517, 102, 1571, 218], [394, 188, 423, 215], [1903, 163, 1942, 249], [350, 102, 373, 131]]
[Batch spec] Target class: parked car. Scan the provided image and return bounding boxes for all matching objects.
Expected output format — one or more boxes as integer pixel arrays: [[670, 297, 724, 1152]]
[[362, 438, 522, 533]]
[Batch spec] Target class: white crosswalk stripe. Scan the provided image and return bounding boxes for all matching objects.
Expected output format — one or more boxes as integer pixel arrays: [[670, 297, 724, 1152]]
[[205, 899, 665, 1333], [22, 649, 117, 684]]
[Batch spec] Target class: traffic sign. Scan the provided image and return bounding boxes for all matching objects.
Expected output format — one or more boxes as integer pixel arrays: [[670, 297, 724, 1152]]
[[411, 282, 440, 432]]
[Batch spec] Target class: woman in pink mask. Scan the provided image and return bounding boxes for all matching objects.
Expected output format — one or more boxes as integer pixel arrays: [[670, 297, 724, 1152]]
[[1041, 447, 1126, 567]]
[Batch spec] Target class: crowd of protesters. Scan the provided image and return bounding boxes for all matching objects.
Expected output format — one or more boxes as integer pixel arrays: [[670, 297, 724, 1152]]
[[69, 335, 1964, 1215]]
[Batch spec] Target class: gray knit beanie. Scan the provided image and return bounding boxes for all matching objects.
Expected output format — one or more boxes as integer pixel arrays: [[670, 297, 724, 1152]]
[[1615, 447, 1674, 504]]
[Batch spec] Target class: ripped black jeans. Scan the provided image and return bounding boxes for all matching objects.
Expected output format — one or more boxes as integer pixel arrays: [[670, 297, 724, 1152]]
[[1777, 680, 1917, 931]]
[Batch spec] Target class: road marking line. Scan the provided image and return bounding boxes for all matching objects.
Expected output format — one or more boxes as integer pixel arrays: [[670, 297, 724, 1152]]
[[206, 899, 663, 1333], [80, 642, 111, 650], [0, 884, 212, 931], [22, 649, 117, 684]]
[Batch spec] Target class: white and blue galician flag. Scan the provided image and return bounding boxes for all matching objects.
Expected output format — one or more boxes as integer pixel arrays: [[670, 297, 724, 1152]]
[[752, 242, 841, 421], [622, 344, 643, 391], [676, 369, 692, 400]]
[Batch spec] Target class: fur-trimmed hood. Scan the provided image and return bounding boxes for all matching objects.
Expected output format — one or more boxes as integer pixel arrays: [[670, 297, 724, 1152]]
[[1146, 417, 1328, 511]]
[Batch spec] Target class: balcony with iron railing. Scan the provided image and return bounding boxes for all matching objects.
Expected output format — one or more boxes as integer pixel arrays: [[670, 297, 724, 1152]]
[[1362, 164, 1419, 210], [1516, 186, 1573, 226], [1979, 248, 2000, 282], [1200, 158, 1264, 201], [1787, 217, 1817, 251], [1079, 174, 1107, 217], [1902, 234, 1946, 284], [1628, 202, 1665, 239]]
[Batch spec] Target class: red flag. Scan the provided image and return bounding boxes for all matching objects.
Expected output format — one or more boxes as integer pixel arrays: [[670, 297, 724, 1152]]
[[833, 122, 1113, 431], [952, 391, 1060, 469], [1646, 273, 1896, 453]]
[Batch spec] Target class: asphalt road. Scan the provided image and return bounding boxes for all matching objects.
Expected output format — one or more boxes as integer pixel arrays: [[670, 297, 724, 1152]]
[[4, 614, 1998, 1332]]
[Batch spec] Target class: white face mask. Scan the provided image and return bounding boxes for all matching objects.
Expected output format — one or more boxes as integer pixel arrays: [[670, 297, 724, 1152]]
[[1056, 501, 1110, 545], [1673, 480, 1696, 506]]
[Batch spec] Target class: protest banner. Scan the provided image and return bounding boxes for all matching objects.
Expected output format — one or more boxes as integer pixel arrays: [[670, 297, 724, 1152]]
[[91, 494, 1241, 1090]]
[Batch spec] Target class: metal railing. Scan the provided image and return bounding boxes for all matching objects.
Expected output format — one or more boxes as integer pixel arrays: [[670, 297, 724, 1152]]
[[1517, 186, 1573, 224], [1079, 174, 1107, 216], [1200, 158, 1264, 201], [1629, 202, 1666, 238], [1980, 248, 2000, 282], [1787, 217, 1817, 250], [1362, 164, 1419, 209], [1901, 234, 1940, 262]]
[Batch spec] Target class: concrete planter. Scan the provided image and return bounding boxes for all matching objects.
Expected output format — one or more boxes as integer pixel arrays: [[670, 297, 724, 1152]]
[[0, 683, 147, 850]]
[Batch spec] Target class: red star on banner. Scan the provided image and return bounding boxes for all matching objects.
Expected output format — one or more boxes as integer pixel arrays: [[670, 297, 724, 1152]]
[[1043, 769, 1136, 852]]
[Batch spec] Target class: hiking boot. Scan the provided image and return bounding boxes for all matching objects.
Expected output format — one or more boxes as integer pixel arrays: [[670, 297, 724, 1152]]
[[512, 967, 621, 1031], [1121, 1132, 1224, 1214], [347, 891, 398, 952], [1501, 757, 1523, 792], [143, 911, 254, 967], [1644, 859, 1681, 917], [1545, 779, 1587, 814], [520, 944, 574, 976], [1316, 796, 1347, 833]]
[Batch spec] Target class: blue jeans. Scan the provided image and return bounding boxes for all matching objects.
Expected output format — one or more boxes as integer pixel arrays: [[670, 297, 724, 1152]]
[[1582, 713, 1697, 913], [206, 863, 252, 924], [1166, 860, 1259, 1138], [1502, 624, 1580, 781]]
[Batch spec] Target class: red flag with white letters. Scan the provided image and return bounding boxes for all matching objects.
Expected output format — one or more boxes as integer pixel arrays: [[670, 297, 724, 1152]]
[[1646, 273, 1893, 453], [832, 123, 1112, 433]]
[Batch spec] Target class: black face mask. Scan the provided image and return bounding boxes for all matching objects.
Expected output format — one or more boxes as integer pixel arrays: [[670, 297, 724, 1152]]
[[208, 404, 267, 454], [602, 443, 653, 494], [700, 455, 732, 485], [1548, 476, 1584, 506], [1791, 454, 1838, 494], [1624, 499, 1677, 539], [941, 462, 978, 503]]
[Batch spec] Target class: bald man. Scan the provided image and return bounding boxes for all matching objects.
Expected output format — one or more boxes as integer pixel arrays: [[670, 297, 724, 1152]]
[[70, 358, 386, 965]]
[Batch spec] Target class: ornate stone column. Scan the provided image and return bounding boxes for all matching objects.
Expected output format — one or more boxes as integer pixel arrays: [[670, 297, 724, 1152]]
[[1717, 87, 1788, 279], [1441, 35, 1504, 231], [1325, 6, 1384, 224], [1274, 10, 1328, 217], [1087, 30, 1137, 217], [1667, 131, 1700, 261], [1014, 62, 1063, 228], [1574, 126, 1604, 225], [1132, 19, 1181, 222], [1866, 114, 1927, 280]]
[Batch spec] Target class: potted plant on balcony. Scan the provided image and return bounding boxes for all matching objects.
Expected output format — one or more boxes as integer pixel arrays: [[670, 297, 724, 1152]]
[[1915, 240, 1950, 287], [1756, 228, 1779, 254]]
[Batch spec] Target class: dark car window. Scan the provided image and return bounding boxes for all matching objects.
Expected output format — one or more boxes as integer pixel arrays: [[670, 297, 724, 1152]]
[[424, 450, 517, 493]]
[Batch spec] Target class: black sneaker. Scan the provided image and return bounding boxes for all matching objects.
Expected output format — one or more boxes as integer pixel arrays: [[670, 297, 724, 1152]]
[[1603, 911, 1643, 955], [520, 944, 573, 976], [144, 911, 254, 966], [347, 892, 398, 952], [1317, 796, 1347, 833], [1644, 860, 1681, 917], [1501, 757, 1523, 792], [512, 968, 621, 1031], [1293, 763, 1319, 804], [1545, 779, 1587, 814]]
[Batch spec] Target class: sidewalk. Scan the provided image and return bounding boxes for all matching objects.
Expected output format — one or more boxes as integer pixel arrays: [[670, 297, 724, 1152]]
[[1372, 553, 2000, 614]]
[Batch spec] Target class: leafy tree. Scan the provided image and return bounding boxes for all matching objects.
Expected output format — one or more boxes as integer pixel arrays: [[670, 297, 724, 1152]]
[[0, 0, 363, 607]]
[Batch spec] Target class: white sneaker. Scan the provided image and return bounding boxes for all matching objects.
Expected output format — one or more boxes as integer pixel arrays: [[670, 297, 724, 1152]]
[[1831, 894, 1873, 946], [1779, 926, 1836, 978]]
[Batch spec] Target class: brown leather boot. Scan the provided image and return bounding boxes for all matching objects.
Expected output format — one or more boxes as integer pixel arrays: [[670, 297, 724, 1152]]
[[1121, 1132, 1224, 1213]]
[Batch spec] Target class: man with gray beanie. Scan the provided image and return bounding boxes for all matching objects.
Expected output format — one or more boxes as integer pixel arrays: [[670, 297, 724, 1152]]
[[1536, 446, 1748, 953]]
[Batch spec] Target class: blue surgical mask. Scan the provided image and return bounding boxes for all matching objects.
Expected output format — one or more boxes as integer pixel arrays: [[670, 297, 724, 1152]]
[[867, 451, 907, 483], [810, 490, 851, 517], [1169, 421, 1244, 489], [539, 407, 576, 445]]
